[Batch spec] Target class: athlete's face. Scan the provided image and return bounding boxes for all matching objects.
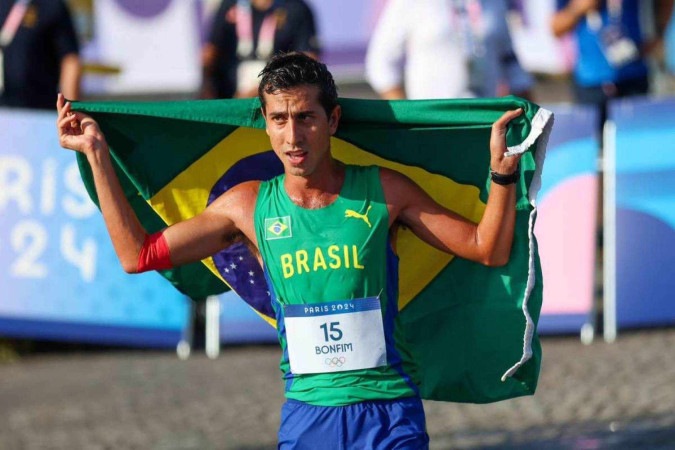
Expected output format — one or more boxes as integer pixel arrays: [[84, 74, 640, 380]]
[[263, 85, 340, 178]]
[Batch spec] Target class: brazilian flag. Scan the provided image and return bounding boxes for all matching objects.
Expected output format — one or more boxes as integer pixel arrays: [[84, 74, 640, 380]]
[[72, 96, 552, 403]]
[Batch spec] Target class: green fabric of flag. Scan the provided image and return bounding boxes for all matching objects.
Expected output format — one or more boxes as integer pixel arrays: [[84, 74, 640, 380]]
[[72, 96, 552, 403]]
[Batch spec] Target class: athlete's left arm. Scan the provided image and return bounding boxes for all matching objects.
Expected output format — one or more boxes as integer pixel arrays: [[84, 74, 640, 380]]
[[382, 109, 523, 267]]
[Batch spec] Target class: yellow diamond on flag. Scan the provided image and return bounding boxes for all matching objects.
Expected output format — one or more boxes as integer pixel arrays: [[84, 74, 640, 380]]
[[268, 221, 288, 236]]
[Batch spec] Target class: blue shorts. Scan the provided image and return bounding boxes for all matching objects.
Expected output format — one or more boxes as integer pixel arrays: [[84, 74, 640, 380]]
[[278, 396, 429, 450]]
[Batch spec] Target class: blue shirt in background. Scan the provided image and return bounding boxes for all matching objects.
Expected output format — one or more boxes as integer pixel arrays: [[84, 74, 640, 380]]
[[557, 0, 647, 87]]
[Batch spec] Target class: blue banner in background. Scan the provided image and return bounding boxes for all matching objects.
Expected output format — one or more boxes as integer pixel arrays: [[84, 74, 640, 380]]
[[0, 109, 187, 347], [610, 97, 675, 328], [219, 291, 277, 344]]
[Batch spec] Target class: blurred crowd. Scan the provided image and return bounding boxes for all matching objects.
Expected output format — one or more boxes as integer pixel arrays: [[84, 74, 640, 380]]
[[2, 0, 675, 113]]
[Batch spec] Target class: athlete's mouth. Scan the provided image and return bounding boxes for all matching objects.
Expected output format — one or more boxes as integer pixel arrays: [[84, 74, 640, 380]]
[[285, 150, 308, 164]]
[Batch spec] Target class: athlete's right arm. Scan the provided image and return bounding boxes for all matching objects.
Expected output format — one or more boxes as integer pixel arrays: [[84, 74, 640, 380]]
[[56, 94, 243, 273]]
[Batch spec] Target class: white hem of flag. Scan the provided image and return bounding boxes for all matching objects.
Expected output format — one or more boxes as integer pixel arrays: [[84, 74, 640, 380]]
[[501, 107, 554, 382]]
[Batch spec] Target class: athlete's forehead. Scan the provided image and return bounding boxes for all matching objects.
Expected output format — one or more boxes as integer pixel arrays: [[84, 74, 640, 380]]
[[262, 85, 325, 116]]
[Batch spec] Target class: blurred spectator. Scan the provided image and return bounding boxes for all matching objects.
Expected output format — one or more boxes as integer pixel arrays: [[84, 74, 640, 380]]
[[0, 0, 81, 109], [365, 0, 532, 100], [470, 0, 534, 99], [365, 0, 471, 100], [551, 0, 673, 126], [201, 0, 320, 99]]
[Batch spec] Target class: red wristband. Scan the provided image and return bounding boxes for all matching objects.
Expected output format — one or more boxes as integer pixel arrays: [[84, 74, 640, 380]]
[[137, 232, 172, 272]]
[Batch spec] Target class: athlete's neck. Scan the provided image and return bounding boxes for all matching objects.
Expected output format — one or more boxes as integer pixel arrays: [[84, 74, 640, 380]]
[[284, 159, 345, 209]]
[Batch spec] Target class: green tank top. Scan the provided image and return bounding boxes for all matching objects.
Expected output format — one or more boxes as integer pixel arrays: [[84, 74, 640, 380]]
[[254, 164, 418, 406]]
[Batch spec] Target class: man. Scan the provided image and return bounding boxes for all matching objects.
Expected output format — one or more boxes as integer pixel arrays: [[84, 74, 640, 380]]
[[57, 53, 522, 449], [466, 0, 534, 99], [365, 0, 471, 100], [551, 0, 673, 128], [365, 0, 532, 100], [1, 0, 81, 109], [201, 0, 319, 99]]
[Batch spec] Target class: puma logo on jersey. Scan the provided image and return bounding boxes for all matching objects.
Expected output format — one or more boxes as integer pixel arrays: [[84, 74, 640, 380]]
[[345, 205, 372, 228]]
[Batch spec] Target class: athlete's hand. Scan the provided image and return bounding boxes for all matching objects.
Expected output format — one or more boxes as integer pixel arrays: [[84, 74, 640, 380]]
[[56, 93, 108, 156], [489, 108, 523, 176]]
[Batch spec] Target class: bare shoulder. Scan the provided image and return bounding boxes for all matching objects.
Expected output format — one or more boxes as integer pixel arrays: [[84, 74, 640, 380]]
[[378, 166, 422, 203], [206, 180, 261, 222], [379, 166, 412, 186], [378, 166, 441, 227], [378, 166, 426, 222], [225, 179, 262, 202]]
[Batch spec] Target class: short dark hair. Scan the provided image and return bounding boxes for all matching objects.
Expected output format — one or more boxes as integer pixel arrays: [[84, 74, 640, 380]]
[[258, 52, 338, 116]]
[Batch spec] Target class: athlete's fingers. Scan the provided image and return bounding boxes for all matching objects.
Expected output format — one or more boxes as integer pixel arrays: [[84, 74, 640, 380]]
[[490, 108, 523, 149], [58, 113, 79, 132], [61, 102, 81, 130], [56, 93, 65, 114], [57, 103, 76, 127], [492, 108, 523, 132], [56, 94, 69, 123]]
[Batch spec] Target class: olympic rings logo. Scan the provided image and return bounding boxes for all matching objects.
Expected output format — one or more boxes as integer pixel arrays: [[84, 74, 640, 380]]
[[325, 357, 346, 367]]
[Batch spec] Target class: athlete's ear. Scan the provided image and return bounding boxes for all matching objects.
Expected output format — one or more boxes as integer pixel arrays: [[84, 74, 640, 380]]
[[328, 105, 341, 135]]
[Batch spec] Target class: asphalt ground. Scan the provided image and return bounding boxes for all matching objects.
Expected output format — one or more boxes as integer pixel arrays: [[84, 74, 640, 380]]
[[1, 327, 674, 449]]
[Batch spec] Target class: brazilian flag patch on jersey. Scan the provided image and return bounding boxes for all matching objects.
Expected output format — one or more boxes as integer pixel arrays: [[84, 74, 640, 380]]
[[265, 216, 292, 240]]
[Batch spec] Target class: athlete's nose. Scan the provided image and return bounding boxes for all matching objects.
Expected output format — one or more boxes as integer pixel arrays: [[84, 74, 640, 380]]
[[285, 118, 303, 146]]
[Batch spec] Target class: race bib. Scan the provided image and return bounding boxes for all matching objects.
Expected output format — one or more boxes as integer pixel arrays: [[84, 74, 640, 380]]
[[284, 297, 387, 374]]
